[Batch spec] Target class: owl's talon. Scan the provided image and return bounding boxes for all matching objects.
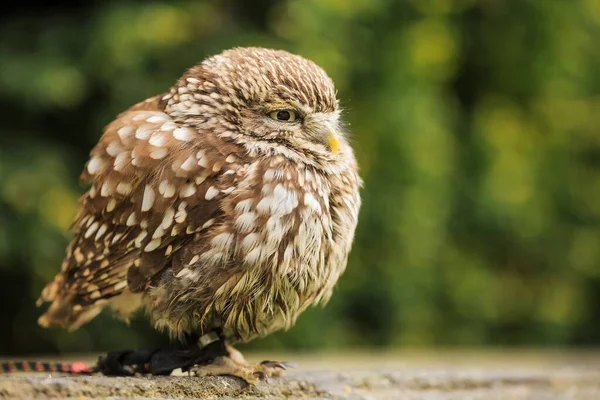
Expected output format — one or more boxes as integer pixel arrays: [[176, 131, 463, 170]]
[[253, 370, 269, 382], [224, 343, 293, 379], [260, 360, 287, 370]]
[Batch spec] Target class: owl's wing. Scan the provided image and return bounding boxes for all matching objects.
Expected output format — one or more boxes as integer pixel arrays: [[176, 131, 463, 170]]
[[37, 96, 244, 330]]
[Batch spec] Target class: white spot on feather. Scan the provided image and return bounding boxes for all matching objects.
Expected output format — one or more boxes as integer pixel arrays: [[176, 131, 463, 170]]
[[95, 223, 108, 240], [106, 199, 116, 212], [111, 232, 124, 245], [106, 141, 122, 157], [180, 184, 196, 198], [175, 210, 187, 224], [113, 152, 130, 171], [235, 212, 256, 233], [175, 268, 194, 279], [152, 226, 165, 239], [211, 233, 233, 250], [241, 233, 259, 251], [146, 114, 168, 124], [173, 127, 196, 141], [142, 186, 155, 212], [161, 208, 175, 229], [100, 181, 113, 197], [84, 222, 99, 238], [135, 125, 153, 140], [256, 184, 298, 216], [205, 186, 219, 200], [304, 193, 321, 213], [134, 230, 147, 248], [175, 202, 188, 223], [89, 291, 101, 300], [150, 147, 168, 159], [199, 249, 225, 266], [197, 154, 209, 168], [149, 132, 168, 147], [133, 113, 149, 121], [159, 180, 176, 198], [264, 169, 284, 181], [117, 126, 135, 140], [87, 157, 104, 175], [235, 198, 253, 213], [202, 218, 215, 229], [244, 247, 262, 264], [160, 121, 177, 131], [181, 155, 196, 171], [126, 212, 137, 226], [116, 182, 132, 195], [145, 238, 161, 252]]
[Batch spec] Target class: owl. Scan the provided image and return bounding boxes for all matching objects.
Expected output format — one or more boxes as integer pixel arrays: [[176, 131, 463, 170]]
[[37, 47, 361, 382]]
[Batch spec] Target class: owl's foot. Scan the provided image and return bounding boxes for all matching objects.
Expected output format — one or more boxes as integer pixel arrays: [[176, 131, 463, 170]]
[[226, 343, 295, 378], [191, 355, 290, 384], [190, 342, 293, 384], [192, 355, 266, 384]]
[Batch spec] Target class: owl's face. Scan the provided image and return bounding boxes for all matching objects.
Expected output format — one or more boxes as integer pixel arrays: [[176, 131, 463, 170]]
[[165, 47, 343, 160]]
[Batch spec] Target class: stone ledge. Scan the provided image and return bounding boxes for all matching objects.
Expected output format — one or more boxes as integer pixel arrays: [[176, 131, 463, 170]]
[[2, 365, 600, 399]]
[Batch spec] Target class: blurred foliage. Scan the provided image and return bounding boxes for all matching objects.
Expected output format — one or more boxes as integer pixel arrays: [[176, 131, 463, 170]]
[[1, 0, 599, 355]]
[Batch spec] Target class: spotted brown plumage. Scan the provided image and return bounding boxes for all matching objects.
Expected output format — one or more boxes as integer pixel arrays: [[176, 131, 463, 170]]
[[37, 47, 361, 381]]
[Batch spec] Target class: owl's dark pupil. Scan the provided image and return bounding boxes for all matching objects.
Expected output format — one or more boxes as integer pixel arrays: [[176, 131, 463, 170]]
[[276, 110, 291, 120]]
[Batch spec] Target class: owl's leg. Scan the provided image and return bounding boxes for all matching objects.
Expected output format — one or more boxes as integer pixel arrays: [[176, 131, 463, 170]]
[[190, 342, 292, 383]]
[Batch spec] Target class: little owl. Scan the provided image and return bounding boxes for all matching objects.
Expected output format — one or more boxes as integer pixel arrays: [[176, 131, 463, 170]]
[[37, 47, 361, 382]]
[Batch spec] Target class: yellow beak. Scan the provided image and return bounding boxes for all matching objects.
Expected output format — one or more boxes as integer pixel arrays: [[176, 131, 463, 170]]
[[327, 127, 340, 154]]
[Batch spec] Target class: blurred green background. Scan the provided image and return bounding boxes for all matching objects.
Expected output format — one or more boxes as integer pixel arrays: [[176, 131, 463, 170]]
[[1, 0, 599, 356]]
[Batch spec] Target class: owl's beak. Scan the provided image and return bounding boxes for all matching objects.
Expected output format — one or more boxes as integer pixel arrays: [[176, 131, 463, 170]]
[[327, 126, 340, 154]]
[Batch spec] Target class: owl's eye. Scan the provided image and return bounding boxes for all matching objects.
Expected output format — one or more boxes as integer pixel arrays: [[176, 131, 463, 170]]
[[269, 110, 297, 122]]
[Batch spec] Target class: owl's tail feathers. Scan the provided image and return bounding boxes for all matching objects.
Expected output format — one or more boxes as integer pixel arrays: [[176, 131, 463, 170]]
[[36, 276, 101, 331]]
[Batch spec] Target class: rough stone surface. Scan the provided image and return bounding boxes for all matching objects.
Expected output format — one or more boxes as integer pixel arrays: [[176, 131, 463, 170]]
[[1, 351, 599, 399]]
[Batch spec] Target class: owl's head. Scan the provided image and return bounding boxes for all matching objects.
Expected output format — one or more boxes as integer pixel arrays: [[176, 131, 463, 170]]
[[164, 47, 343, 160]]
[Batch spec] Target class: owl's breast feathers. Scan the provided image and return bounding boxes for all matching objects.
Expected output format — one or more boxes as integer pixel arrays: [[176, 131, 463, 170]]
[[37, 96, 360, 341]]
